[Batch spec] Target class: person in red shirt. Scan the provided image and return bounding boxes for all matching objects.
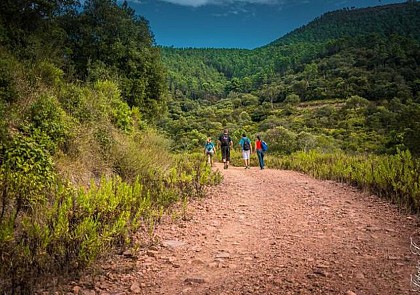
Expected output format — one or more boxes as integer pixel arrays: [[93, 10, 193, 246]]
[[255, 135, 265, 170]]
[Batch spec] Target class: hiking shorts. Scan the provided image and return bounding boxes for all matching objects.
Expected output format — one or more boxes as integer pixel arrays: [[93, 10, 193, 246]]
[[221, 145, 230, 161], [242, 150, 250, 160]]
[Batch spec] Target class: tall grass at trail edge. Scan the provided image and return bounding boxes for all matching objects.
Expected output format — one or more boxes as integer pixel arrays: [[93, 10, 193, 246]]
[[268, 150, 420, 213]]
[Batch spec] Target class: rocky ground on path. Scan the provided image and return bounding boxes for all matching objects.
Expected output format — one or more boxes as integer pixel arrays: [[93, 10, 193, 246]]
[[39, 163, 420, 295]]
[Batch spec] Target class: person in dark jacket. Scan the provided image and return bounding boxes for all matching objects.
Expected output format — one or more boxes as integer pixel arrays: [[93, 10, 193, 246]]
[[218, 129, 233, 169]]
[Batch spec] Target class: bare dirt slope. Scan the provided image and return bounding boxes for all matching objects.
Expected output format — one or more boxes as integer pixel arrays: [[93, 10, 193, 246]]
[[47, 163, 420, 295]]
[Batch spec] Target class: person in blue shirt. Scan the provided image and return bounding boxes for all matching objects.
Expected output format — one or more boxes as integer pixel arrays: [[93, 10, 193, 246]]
[[204, 137, 216, 166], [239, 133, 252, 169]]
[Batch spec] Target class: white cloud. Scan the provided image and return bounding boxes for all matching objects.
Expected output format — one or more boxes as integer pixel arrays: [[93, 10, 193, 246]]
[[159, 0, 281, 7], [161, 0, 209, 7]]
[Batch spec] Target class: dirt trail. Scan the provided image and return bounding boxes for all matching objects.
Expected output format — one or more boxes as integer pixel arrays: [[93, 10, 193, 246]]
[[45, 163, 420, 295]]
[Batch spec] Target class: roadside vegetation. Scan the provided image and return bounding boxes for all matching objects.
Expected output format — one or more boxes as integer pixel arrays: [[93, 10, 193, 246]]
[[0, 1, 221, 293], [161, 2, 420, 210], [0, 0, 419, 293]]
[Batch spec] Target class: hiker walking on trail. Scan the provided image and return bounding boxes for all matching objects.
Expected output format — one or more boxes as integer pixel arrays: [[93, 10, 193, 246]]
[[204, 137, 216, 166], [239, 133, 252, 169], [218, 129, 233, 169], [255, 135, 265, 170]]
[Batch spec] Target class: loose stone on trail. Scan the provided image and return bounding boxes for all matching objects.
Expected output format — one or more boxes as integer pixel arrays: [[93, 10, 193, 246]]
[[162, 239, 187, 249]]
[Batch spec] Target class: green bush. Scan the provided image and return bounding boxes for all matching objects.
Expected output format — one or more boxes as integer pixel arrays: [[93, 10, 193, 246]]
[[0, 53, 19, 103], [0, 132, 56, 293], [0, 102, 7, 144], [94, 125, 115, 161], [1, 132, 55, 210], [265, 126, 297, 154], [28, 95, 71, 153], [33, 61, 64, 87], [0, 146, 221, 293], [93, 80, 133, 132], [59, 84, 95, 123]]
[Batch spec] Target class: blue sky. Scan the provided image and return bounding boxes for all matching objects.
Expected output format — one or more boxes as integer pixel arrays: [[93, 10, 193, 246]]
[[127, 0, 406, 49]]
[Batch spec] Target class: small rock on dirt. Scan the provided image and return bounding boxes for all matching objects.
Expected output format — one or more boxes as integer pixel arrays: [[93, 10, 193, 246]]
[[130, 282, 141, 294], [215, 252, 230, 259], [72, 286, 81, 295], [184, 277, 207, 284], [162, 240, 187, 249]]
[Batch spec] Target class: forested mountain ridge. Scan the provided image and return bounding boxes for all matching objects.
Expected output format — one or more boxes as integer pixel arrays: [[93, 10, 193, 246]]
[[0, 0, 419, 293], [269, 2, 420, 46], [160, 1, 420, 156], [162, 1, 420, 95]]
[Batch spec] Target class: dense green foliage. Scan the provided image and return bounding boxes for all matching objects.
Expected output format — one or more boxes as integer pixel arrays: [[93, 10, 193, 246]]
[[0, 0, 220, 293], [63, 0, 167, 120], [160, 2, 420, 156], [1, 148, 220, 293], [159, 1, 420, 212], [159, 3, 420, 220], [161, 2, 420, 91], [270, 2, 420, 46], [0, 0, 419, 292]]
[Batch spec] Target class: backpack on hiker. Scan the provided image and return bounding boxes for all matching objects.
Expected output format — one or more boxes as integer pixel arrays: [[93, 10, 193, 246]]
[[206, 142, 214, 152], [243, 139, 250, 151], [261, 141, 268, 152], [220, 134, 230, 146]]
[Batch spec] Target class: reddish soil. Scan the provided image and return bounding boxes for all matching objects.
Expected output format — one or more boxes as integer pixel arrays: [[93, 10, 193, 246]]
[[39, 163, 420, 295]]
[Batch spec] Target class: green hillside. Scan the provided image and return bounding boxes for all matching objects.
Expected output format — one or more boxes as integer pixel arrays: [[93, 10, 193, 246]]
[[269, 2, 420, 46], [160, 1, 420, 156], [0, 0, 419, 293], [159, 2, 420, 214], [162, 2, 420, 95]]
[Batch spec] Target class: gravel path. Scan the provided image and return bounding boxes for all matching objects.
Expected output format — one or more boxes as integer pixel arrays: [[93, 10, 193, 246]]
[[42, 163, 420, 295]]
